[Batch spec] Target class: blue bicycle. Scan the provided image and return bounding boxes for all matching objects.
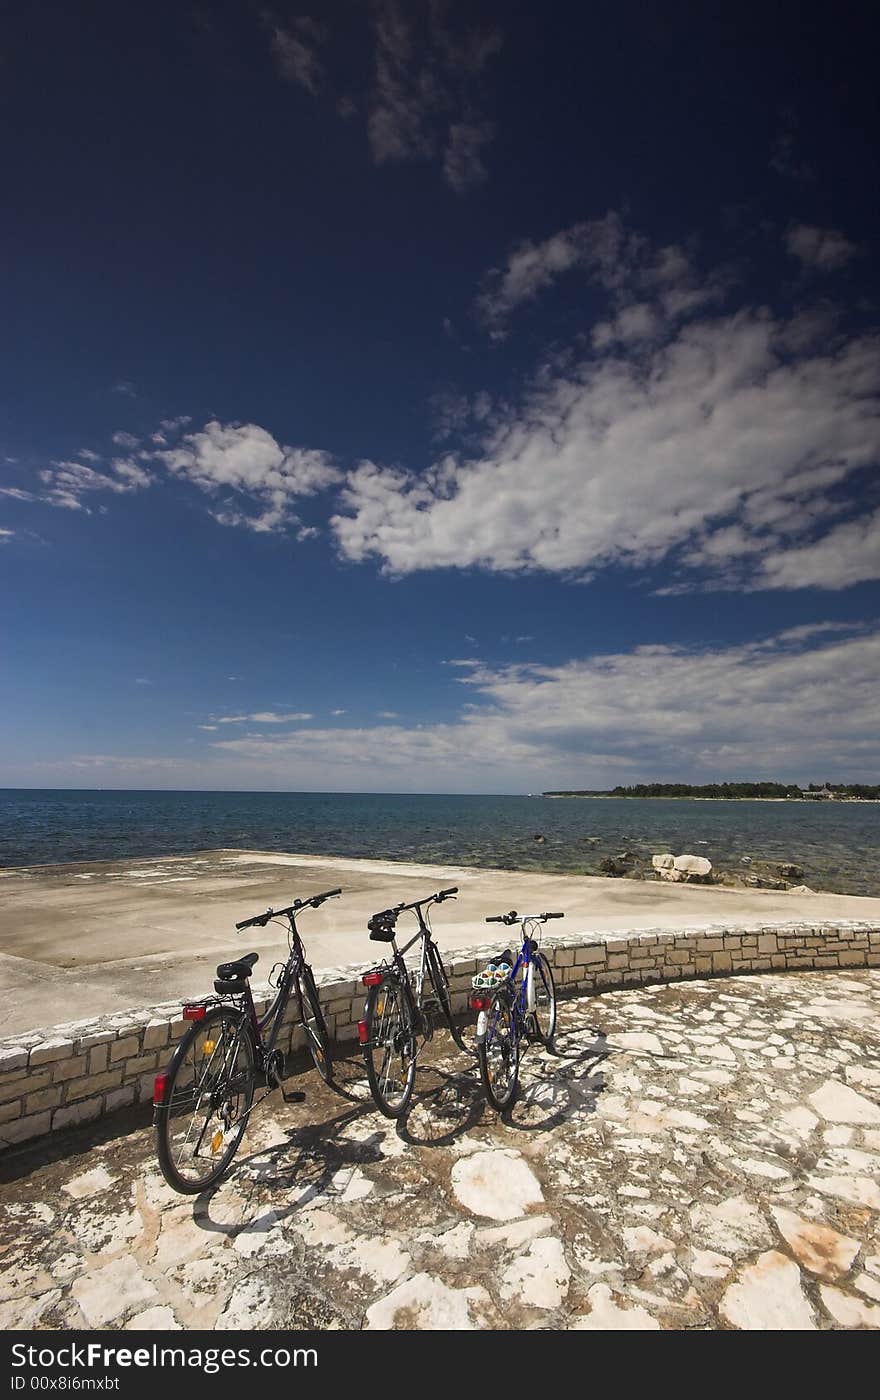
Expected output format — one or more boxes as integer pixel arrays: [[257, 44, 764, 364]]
[[471, 910, 563, 1110]]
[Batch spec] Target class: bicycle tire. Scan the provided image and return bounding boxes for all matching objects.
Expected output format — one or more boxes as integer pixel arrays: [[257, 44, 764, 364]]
[[296, 964, 333, 1083], [425, 940, 470, 1053], [154, 1005, 256, 1194], [363, 975, 416, 1118], [477, 987, 519, 1111], [532, 953, 557, 1044]]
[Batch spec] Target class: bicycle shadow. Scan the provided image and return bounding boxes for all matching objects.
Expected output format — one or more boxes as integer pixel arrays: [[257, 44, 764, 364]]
[[495, 1022, 610, 1133], [395, 1058, 486, 1148], [192, 1090, 391, 1237]]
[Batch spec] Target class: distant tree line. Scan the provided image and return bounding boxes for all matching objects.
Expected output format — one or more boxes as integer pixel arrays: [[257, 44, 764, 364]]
[[543, 782, 880, 799]]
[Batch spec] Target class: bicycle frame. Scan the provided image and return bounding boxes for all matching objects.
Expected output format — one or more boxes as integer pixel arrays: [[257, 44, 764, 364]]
[[187, 909, 312, 1073], [478, 913, 558, 1047], [376, 911, 436, 1033]]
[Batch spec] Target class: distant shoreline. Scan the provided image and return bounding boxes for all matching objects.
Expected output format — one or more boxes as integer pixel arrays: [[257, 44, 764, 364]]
[[542, 794, 880, 803]]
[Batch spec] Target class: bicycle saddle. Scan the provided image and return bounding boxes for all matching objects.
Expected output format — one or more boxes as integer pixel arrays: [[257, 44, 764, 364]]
[[212, 946, 257, 991]]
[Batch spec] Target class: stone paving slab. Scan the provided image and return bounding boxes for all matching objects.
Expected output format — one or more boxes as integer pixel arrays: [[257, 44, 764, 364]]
[[1, 968, 879, 1330]]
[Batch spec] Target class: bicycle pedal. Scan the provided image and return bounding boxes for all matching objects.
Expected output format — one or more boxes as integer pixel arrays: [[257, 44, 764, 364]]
[[281, 1088, 306, 1104]]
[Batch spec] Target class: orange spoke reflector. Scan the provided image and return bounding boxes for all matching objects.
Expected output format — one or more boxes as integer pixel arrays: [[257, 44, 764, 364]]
[[211, 1129, 224, 1154], [202, 1040, 216, 1055]]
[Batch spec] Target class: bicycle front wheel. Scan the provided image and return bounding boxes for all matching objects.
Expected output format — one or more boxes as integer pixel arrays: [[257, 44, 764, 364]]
[[425, 940, 470, 1054], [154, 1006, 256, 1194], [477, 988, 519, 1111], [296, 965, 332, 1083], [532, 953, 557, 1044], [363, 976, 416, 1118]]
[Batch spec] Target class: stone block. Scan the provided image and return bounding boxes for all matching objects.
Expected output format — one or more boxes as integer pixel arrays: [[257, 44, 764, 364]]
[[0, 1048, 28, 1075], [65, 1070, 123, 1102], [123, 1053, 159, 1078], [2, 1110, 52, 1143], [0, 1099, 22, 1124], [105, 1086, 137, 1113], [712, 952, 733, 973], [89, 1045, 109, 1074], [26, 1086, 63, 1113], [0, 1071, 52, 1105], [109, 1036, 140, 1064], [575, 945, 606, 965], [29, 1038, 75, 1067], [53, 1055, 88, 1083], [75, 1030, 115, 1053], [839, 951, 867, 966], [53, 1099, 102, 1132], [143, 1020, 170, 1051]]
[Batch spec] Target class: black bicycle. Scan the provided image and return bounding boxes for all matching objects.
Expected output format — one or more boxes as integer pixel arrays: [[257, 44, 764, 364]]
[[357, 886, 468, 1117], [153, 887, 340, 1193], [471, 909, 562, 1110]]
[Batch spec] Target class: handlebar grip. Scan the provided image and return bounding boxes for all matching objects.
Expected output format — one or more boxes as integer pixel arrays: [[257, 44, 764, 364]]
[[438, 886, 458, 898], [235, 917, 254, 931], [485, 915, 503, 923], [543, 911, 565, 919], [311, 887, 343, 904]]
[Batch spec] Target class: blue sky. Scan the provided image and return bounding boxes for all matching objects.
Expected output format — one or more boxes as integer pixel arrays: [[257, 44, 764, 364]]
[[1, 0, 878, 792]]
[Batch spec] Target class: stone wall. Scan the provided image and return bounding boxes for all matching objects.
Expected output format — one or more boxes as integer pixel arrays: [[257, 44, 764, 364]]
[[2, 918, 878, 1150]]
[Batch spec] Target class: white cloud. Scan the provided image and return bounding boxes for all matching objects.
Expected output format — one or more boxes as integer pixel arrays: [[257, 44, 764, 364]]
[[0, 528, 14, 542], [134, 678, 152, 686], [207, 626, 880, 788], [213, 711, 313, 724], [443, 117, 494, 193], [786, 224, 858, 271], [759, 509, 880, 590], [111, 381, 136, 397], [377, 710, 399, 719], [158, 419, 341, 534], [266, 14, 327, 95], [367, 1, 501, 191], [331, 708, 346, 715], [37, 458, 153, 511], [333, 217, 880, 593], [0, 487, 36, 502], [476, 212, 725, 332], [112, 431, 139, 448]]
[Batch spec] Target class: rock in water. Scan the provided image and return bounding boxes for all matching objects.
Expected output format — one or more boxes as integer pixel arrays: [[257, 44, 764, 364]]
[[652, 853, 675, 871], [674, 854, 712, 877], [533, 833, 546, 844]]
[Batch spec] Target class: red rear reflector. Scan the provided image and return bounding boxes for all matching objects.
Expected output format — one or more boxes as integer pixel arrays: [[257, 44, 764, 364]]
[[183, 1004, 207, 1021], [362, 972, 383, 987], [357, 1019, 369, 1044], [470, 994, 490, 1011], [153, 1073, 169, 1105]]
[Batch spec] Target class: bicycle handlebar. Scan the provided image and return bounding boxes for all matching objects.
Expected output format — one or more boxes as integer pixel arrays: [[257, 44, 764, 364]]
[[369, 886, 459, 924], [236, 887, 342, 931], [485, 910, 564, 925]]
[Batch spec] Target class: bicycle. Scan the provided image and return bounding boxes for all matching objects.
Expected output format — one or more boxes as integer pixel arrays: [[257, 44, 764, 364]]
[[153, 886, 341, 1193], [357, 885, 469, 1117], [471, 909, 563, 1111]]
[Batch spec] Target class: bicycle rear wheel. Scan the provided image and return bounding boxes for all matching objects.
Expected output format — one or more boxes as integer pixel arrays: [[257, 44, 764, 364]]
[[477, 988, 519, 1111], [363, 976, 416, 1118], [425, 940, 471, 1054], [154, 1006, 256, 1194], [296, 964, 332, 1083], [532, 953, 557, 1045]]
